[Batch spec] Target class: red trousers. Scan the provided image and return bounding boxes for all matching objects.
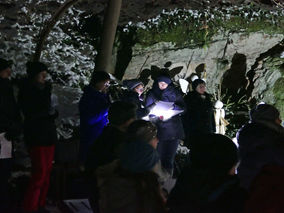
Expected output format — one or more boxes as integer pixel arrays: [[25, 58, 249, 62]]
[[23, 145, 55, 212]]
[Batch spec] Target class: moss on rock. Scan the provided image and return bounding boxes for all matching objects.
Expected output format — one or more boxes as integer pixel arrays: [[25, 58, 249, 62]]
[[273, 77, 284, 119]]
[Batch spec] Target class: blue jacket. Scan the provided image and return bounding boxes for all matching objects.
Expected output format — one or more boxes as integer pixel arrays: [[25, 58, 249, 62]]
[[79, 85, 110, 154], [145, 82, 185, 141]]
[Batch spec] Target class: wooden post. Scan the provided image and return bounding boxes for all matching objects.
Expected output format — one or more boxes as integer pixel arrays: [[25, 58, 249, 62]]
[[95, 0, 122, 74]]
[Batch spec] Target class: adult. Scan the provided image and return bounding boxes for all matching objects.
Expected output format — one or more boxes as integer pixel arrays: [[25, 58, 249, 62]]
[[145, 75, 185, 174], [168, 134, 246, 213], [18, 61, 58, 213], [184, 79, 215, 147], [237, 103, 284, 189], [97, 140, 167, 213], [85, 101, 137, 174], [237, 104, 284, 213], [0, 58, 22, 211], [122, 79, 149, 119], [79, 71, 111, 163]]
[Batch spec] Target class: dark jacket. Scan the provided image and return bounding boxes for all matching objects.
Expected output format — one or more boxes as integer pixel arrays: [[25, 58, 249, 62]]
[[237, 122, 284, 189], [122, 90, 148, 119], [168, 165, 246, 213], [145, 83, 185, 141], [244, 165, 284, 213], [79, 85, 110, 161], [85, 125, 126, 174], [0, 78, 21, 140], [184, 91, 215, 135], [18, 79, 57, 147], [97, 160, 167, 213]]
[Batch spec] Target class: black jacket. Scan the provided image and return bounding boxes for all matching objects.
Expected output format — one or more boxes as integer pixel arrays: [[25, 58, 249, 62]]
[[145, 83, 185, 141], [184, 91, 215, 135], [122, 90, 149, 119], [85, 125, 126, 174], [18, 79, 58, 147], [168, 165, 246, 213], [0, 77, 21, 140]]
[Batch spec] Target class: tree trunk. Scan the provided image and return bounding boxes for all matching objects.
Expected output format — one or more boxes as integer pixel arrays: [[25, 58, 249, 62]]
[[33, 0, 81, 62], [94, 0, 122, 74]]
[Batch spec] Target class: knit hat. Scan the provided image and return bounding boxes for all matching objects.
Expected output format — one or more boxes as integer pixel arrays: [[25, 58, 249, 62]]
[[123, 79, 143, 90], [0, 58, 12, 72], [190, 134, 239, 172], [127, 120, 157, 143], [250, 103, 280, 122], [120, 140, 160, 173], [157, 75, 172, 85], [192, 79, 206, 91], [26, 61, 48, 78]]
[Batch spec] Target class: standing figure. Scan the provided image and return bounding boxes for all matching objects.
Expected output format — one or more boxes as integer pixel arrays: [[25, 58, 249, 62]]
[[184, 79, 215, 147], [0, 59, 22, 211], [19, 61, 58, 213], [122, 79, 149, 119], [214, 100, 228, 135], [79, 71, 111, 163], [145, 75, 185, 175]]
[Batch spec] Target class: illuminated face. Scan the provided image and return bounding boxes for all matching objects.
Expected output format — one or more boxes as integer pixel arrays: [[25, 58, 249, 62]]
[[35, 71, 47, 84], [134, 84, 144, 96], [158, 81, 169, 90], [0, 67, 12, 79], [196, 83, 206, 95]]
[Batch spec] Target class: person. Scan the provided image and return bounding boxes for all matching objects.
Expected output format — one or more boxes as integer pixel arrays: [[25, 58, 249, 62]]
[[96, 140, 167, 213], [85, 101, 137, 174], [184, 78, 215, 147], [237, 104, 284, 213], [79, 71, 111, 163], [0, 58, 22, 211], [145, 75, 185, 175], [168, 134, 246, 213], [18, 61, 58, 213], [122, 79, 149, 119]]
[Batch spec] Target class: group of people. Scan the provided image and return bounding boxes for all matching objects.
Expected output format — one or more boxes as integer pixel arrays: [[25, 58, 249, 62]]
[[1, 57, 284, 213]]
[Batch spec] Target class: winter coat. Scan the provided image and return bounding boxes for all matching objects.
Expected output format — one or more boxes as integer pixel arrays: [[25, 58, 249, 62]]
[[168, 166, 246, 213], [18, 79, 58, 147], [122, 90, 149, 119], [145, 83, 185, 141], [97, 160, 167, 213], [237, 122, 284, 189], [244, 165, 284, 213], [0, 78, 21, 140], [85, 125, 126, 174], [184, 91, 215, 135], [79, 85, 110, 147]]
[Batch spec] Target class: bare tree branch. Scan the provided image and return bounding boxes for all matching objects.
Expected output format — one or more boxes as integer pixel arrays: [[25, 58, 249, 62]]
[[33, 0, 81, 62]]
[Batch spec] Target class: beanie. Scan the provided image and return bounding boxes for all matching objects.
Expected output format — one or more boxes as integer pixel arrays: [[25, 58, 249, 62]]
[[250, 103, 280, 123], [0, 58, 12, 72], [26, 61, 48, 78], [120, 140, 160, 173], [157, 76, 172, 85], [192, 79, 206, 91], [123, 79, 143, 90], [190, 134, 239, 172], [127, 120, 157, 143]]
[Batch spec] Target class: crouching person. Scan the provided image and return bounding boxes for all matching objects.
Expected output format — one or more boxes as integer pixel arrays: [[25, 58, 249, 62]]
[[97, 141, 168, 213], [18, 62, 58, 213]]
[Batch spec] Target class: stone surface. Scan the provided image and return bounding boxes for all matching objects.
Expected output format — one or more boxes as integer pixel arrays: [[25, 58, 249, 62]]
[[124, 32, 284, 94]]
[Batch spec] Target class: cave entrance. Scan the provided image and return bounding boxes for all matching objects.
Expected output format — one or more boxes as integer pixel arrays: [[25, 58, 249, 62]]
[[221, 53, 248, 101]]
